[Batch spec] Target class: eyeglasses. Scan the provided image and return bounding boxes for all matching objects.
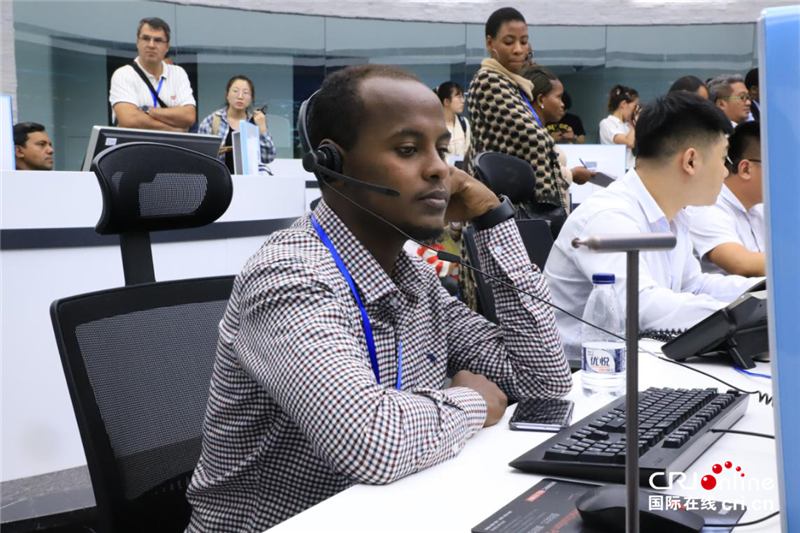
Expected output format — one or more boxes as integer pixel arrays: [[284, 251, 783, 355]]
[[722, 94, 751, 102], [727, 157, 762, 166], [229, 89, 252, 97], [139, 36, 168, 45]]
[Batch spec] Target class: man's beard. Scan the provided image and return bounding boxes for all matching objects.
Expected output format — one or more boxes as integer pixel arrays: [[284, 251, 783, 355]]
[[398, 223, 445, 245]]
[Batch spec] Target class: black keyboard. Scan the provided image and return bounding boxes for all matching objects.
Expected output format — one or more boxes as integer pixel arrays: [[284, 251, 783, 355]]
[[509, 387, 749, 485]]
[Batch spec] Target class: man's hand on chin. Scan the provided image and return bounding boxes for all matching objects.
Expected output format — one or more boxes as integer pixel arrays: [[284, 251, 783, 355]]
[[444, 166, 501, 224]]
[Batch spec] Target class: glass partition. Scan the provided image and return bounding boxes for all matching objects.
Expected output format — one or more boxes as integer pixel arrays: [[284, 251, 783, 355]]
[[11, 0, 758, 169], [174, 5, 325, 158]]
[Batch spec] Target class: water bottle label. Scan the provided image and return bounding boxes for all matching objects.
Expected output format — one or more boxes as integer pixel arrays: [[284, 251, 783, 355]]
[[582, 344, 626, 374]]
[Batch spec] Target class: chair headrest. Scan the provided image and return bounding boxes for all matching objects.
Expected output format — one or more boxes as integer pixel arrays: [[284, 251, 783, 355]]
[[91, 142, 233, 235], [472, 152, 536, 204]]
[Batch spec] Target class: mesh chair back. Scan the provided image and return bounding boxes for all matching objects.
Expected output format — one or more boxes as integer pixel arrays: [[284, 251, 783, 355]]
[[462, 226, 498, 324], [516, 219, 555, 270], [473, 152, 536, 205], [463, 219, 554, 324], [51, 276, 234, 532], [92, 142, 232, 235]]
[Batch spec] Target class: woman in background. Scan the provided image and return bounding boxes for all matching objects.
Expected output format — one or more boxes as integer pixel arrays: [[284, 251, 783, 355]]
[[198, 75, 276, 173], [599, 85, 639, 171], [520, 65, 594, 212], [547, 91, 586, 144], [434, 82, 471, 158], [465, 7, 567, 211]]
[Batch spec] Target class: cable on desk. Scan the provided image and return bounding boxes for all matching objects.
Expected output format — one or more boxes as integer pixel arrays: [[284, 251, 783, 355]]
[[704, 510, 779, 528], [734, 367, 772, 380], [709, 429, 775, 439], [638, 348, 773, 406]]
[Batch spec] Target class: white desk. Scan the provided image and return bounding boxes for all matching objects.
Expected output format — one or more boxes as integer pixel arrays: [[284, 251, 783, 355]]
[[271, 344, 780, 533]]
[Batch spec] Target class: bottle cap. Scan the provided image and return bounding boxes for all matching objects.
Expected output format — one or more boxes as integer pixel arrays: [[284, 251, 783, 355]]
[[592, 273, 615, 284]]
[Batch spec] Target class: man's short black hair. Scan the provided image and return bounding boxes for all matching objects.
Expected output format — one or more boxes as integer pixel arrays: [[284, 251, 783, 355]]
[[669, 75, 707, 96], [727, 120, 761, 173], [634, 92, 732, 161], [137, 17, 171, 42], [13, 122, 45, 147], [745, 68, 759, 90], [485, 7, 526, 38], [308, 65, 420, 151]]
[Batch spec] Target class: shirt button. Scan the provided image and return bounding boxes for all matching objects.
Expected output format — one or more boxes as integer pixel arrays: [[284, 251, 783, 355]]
[[493, 245, 503, 254], [522, 294, 533, 305], [452, 443, 461, 455], [389, 297, 401, 310]]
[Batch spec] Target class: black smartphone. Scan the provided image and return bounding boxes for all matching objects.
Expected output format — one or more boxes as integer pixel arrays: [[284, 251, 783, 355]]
[[509, 398, 574, 432]]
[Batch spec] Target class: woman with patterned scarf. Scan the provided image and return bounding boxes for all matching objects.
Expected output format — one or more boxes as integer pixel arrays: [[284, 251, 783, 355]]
[[460, 7, 569, 313]]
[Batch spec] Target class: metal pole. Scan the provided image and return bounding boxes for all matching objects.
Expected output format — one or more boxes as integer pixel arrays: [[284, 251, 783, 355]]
[[625, 250, 640, 533]]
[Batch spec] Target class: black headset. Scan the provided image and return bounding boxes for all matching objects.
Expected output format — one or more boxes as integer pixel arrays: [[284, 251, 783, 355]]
[[297, 90, 399, 197]]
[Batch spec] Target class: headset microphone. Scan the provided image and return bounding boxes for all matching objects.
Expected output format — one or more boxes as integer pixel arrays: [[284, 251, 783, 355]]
[[302, 149, 400, 197]]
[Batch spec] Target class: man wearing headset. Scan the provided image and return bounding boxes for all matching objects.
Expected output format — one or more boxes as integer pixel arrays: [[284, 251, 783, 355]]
[[185, 64, 572, 532]]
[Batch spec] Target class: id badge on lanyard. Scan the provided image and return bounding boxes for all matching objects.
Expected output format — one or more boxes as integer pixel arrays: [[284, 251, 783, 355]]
[[311, 215, 403, 390]]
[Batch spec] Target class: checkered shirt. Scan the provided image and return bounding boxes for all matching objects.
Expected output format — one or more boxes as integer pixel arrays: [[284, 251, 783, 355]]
[[185, 200, 572, 532]]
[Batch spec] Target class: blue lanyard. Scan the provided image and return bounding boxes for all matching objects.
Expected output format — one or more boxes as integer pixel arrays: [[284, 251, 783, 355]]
[[519, 89, 544, 127], [311, 215, 402, 390], [152, 77, 164, 107]]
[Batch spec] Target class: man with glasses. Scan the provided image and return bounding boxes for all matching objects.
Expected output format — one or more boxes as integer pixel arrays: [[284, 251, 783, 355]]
[[109, 17, 196, 131], [688, 121, 765, 276], [708, 74, 751, 128]]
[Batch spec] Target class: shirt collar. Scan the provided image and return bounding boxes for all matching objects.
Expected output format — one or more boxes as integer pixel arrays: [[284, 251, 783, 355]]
[[134, 57, 168, 80], [624, 169, 670, 225], [719, 183, 747, 214], [308, 200, 426, 305]]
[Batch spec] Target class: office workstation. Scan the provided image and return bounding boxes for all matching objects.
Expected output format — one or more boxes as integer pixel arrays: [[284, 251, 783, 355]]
[[2, 2, 799, 533]]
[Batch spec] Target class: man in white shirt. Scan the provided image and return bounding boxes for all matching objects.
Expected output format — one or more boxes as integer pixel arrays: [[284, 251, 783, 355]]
[[545, 92, 758, 361], [109, 17, 196, 131], [687, 121, 765, 276], [708, 74, 751, 128]]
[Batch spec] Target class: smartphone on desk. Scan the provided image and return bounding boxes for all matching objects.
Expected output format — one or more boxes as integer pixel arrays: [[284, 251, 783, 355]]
[[509, 398, 574, 432]]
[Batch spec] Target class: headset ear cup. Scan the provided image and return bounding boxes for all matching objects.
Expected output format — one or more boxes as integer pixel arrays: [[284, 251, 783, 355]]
[[319, 144, 343, 174]]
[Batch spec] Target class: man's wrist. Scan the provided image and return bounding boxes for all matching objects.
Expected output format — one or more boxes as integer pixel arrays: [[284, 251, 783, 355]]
[[471, 195, 514, 231]]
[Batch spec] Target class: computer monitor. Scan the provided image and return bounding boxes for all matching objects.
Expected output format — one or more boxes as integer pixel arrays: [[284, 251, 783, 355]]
[[661, 288, 767, 369], [759, 6, 800, 532], [82, 126, 222, 171]]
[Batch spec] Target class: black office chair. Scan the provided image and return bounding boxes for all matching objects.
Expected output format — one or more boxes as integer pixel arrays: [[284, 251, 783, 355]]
[[92, 142, 233, 286], [462, 218, 553, 324], [516, 218, 555, 270], [462, 225, 498, 324], [473, 151, 567, 238], [50, 142, 236, 532]]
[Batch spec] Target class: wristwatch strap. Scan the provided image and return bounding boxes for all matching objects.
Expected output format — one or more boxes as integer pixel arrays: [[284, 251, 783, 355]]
[[471, 195, 515, 231]]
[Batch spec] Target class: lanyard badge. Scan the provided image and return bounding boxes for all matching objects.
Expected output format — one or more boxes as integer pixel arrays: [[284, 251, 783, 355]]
[[311, 215, 402, 390], [520, 89, 544, 128]]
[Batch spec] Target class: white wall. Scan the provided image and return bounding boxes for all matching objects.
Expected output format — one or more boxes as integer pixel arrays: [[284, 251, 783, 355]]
[[169, 0, 799, 26]]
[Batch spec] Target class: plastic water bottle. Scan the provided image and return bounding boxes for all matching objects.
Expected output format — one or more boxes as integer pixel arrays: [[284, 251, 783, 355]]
[[581, 273, 626, 398]]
